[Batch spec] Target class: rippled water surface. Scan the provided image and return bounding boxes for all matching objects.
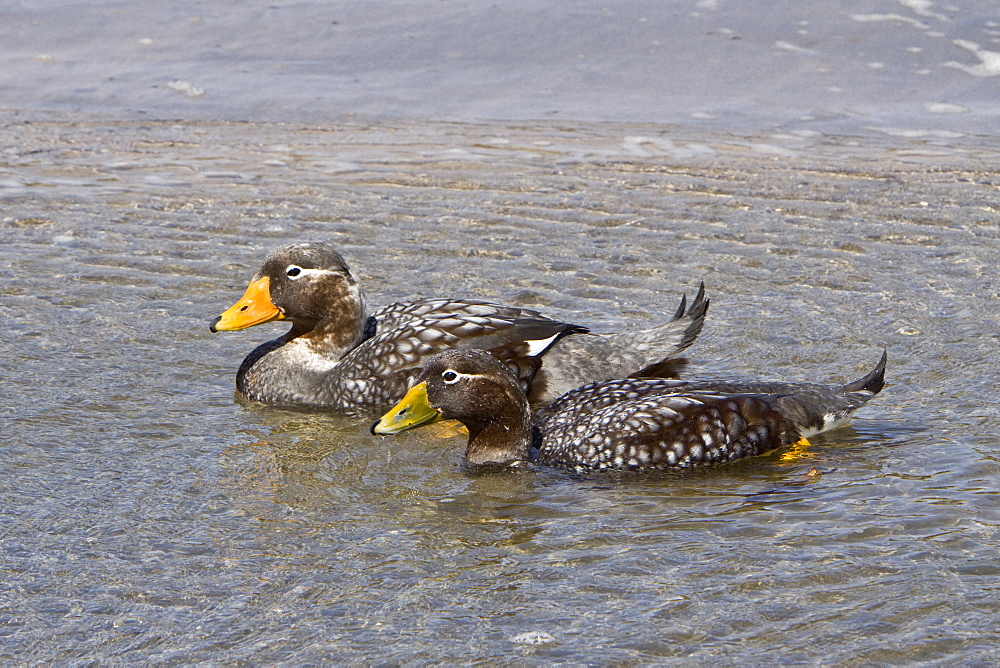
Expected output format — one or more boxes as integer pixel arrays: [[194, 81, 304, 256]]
[[2, 116, 998, 663], [3, 0, 1000, 662]]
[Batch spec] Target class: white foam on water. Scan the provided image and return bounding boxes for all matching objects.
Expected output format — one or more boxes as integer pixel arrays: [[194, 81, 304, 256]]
[[850, 14, 929, 30], [311, 159, 360, 173], [944, 40, 1000, 77], [924, 102, 970, 114], [144, 175, 192, 186], [751, 143, 798, 158], [510, 631, 557, 645], [898, 0, 950, 22], [870, 126, 966, 138], [621, 136, 715, 159], [165, 80, 206, 98], [775, 40, 817, 55]]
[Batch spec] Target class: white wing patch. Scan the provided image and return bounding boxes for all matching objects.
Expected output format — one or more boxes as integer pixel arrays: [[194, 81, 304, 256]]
[[522, 333, 560, 357]]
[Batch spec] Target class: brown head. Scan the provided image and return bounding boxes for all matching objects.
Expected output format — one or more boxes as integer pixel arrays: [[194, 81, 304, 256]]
[[371, 349, 534, 465], [211, 243, 366, 349]]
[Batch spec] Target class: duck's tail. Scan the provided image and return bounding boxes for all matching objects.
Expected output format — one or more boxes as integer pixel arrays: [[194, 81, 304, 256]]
[[615, 282, 709, 362], [531, 283, 709, 403], [840, 349, 888, 397], [775, 349, 888, 437]]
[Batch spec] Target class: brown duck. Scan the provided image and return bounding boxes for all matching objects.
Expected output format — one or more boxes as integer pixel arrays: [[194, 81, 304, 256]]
[[372, 349, 888, 471]]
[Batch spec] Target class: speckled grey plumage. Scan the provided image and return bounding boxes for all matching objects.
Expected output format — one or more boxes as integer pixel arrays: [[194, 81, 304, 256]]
[[535, 391, 799, 470], [536, 349, 888, 439], [375, 349, 888, 471], [219, 243, 708, 410]]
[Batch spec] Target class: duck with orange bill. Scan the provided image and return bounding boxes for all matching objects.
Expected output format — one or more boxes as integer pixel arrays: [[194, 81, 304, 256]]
[[211, 243, 709, 410]]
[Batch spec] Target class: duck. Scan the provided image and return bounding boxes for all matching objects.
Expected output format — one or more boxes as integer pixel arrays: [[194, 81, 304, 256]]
[[211, 242, 709, 410], [371, 348, 888, 471]]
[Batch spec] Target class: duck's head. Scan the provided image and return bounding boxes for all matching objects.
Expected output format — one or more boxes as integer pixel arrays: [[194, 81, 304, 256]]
[[371, 349, 533, 465], [211, 243, 365, 335]]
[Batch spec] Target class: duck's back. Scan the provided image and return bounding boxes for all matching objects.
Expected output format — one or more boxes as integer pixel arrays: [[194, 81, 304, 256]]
[[369, 298, 556, 332], [536, 390, 800, 471], [288, 299, 585, 409]]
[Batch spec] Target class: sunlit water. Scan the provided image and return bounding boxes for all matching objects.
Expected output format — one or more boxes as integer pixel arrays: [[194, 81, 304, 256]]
[[2, 0, 1000, 663], [4, 0, 1000, 133], [2, 117, 997, 663]]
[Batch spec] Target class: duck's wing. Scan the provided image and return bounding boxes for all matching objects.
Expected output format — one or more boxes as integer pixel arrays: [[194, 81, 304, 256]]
[[672, 350, 888, 436], [535, 377, 690, 431], [536, 391, 801, 471], [328, 311, 587, 408], [369, 298, 555, 334]]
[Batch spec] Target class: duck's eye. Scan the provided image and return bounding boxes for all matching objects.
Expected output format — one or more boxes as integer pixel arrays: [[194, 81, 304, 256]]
[[441, 370, 459, 384], [286, 265, 303, 279]]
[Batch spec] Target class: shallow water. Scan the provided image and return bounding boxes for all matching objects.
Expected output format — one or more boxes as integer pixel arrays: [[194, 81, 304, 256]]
[[2, 116, 998, 663], [3, 0, 1000, 663]]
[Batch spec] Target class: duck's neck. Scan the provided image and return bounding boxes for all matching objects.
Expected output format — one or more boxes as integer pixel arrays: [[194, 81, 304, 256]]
[[463, 401, 534, 466], [299, 291, 367, 358]]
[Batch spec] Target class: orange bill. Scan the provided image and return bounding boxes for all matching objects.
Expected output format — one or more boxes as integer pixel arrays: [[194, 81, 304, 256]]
[[210, 276, 284, 332]]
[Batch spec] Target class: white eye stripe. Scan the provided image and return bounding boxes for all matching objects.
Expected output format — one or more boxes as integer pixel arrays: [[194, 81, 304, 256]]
[[285, 266, 334, 281], [441, 369, 485, 385]]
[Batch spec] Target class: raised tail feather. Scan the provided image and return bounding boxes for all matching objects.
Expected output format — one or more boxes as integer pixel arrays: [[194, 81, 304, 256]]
[[590, 281, 708, 367], [840, 349, 888, 396], [671, 282, 709, 353], [530, 283, 710, 403], [772, 349, 888, 437]]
